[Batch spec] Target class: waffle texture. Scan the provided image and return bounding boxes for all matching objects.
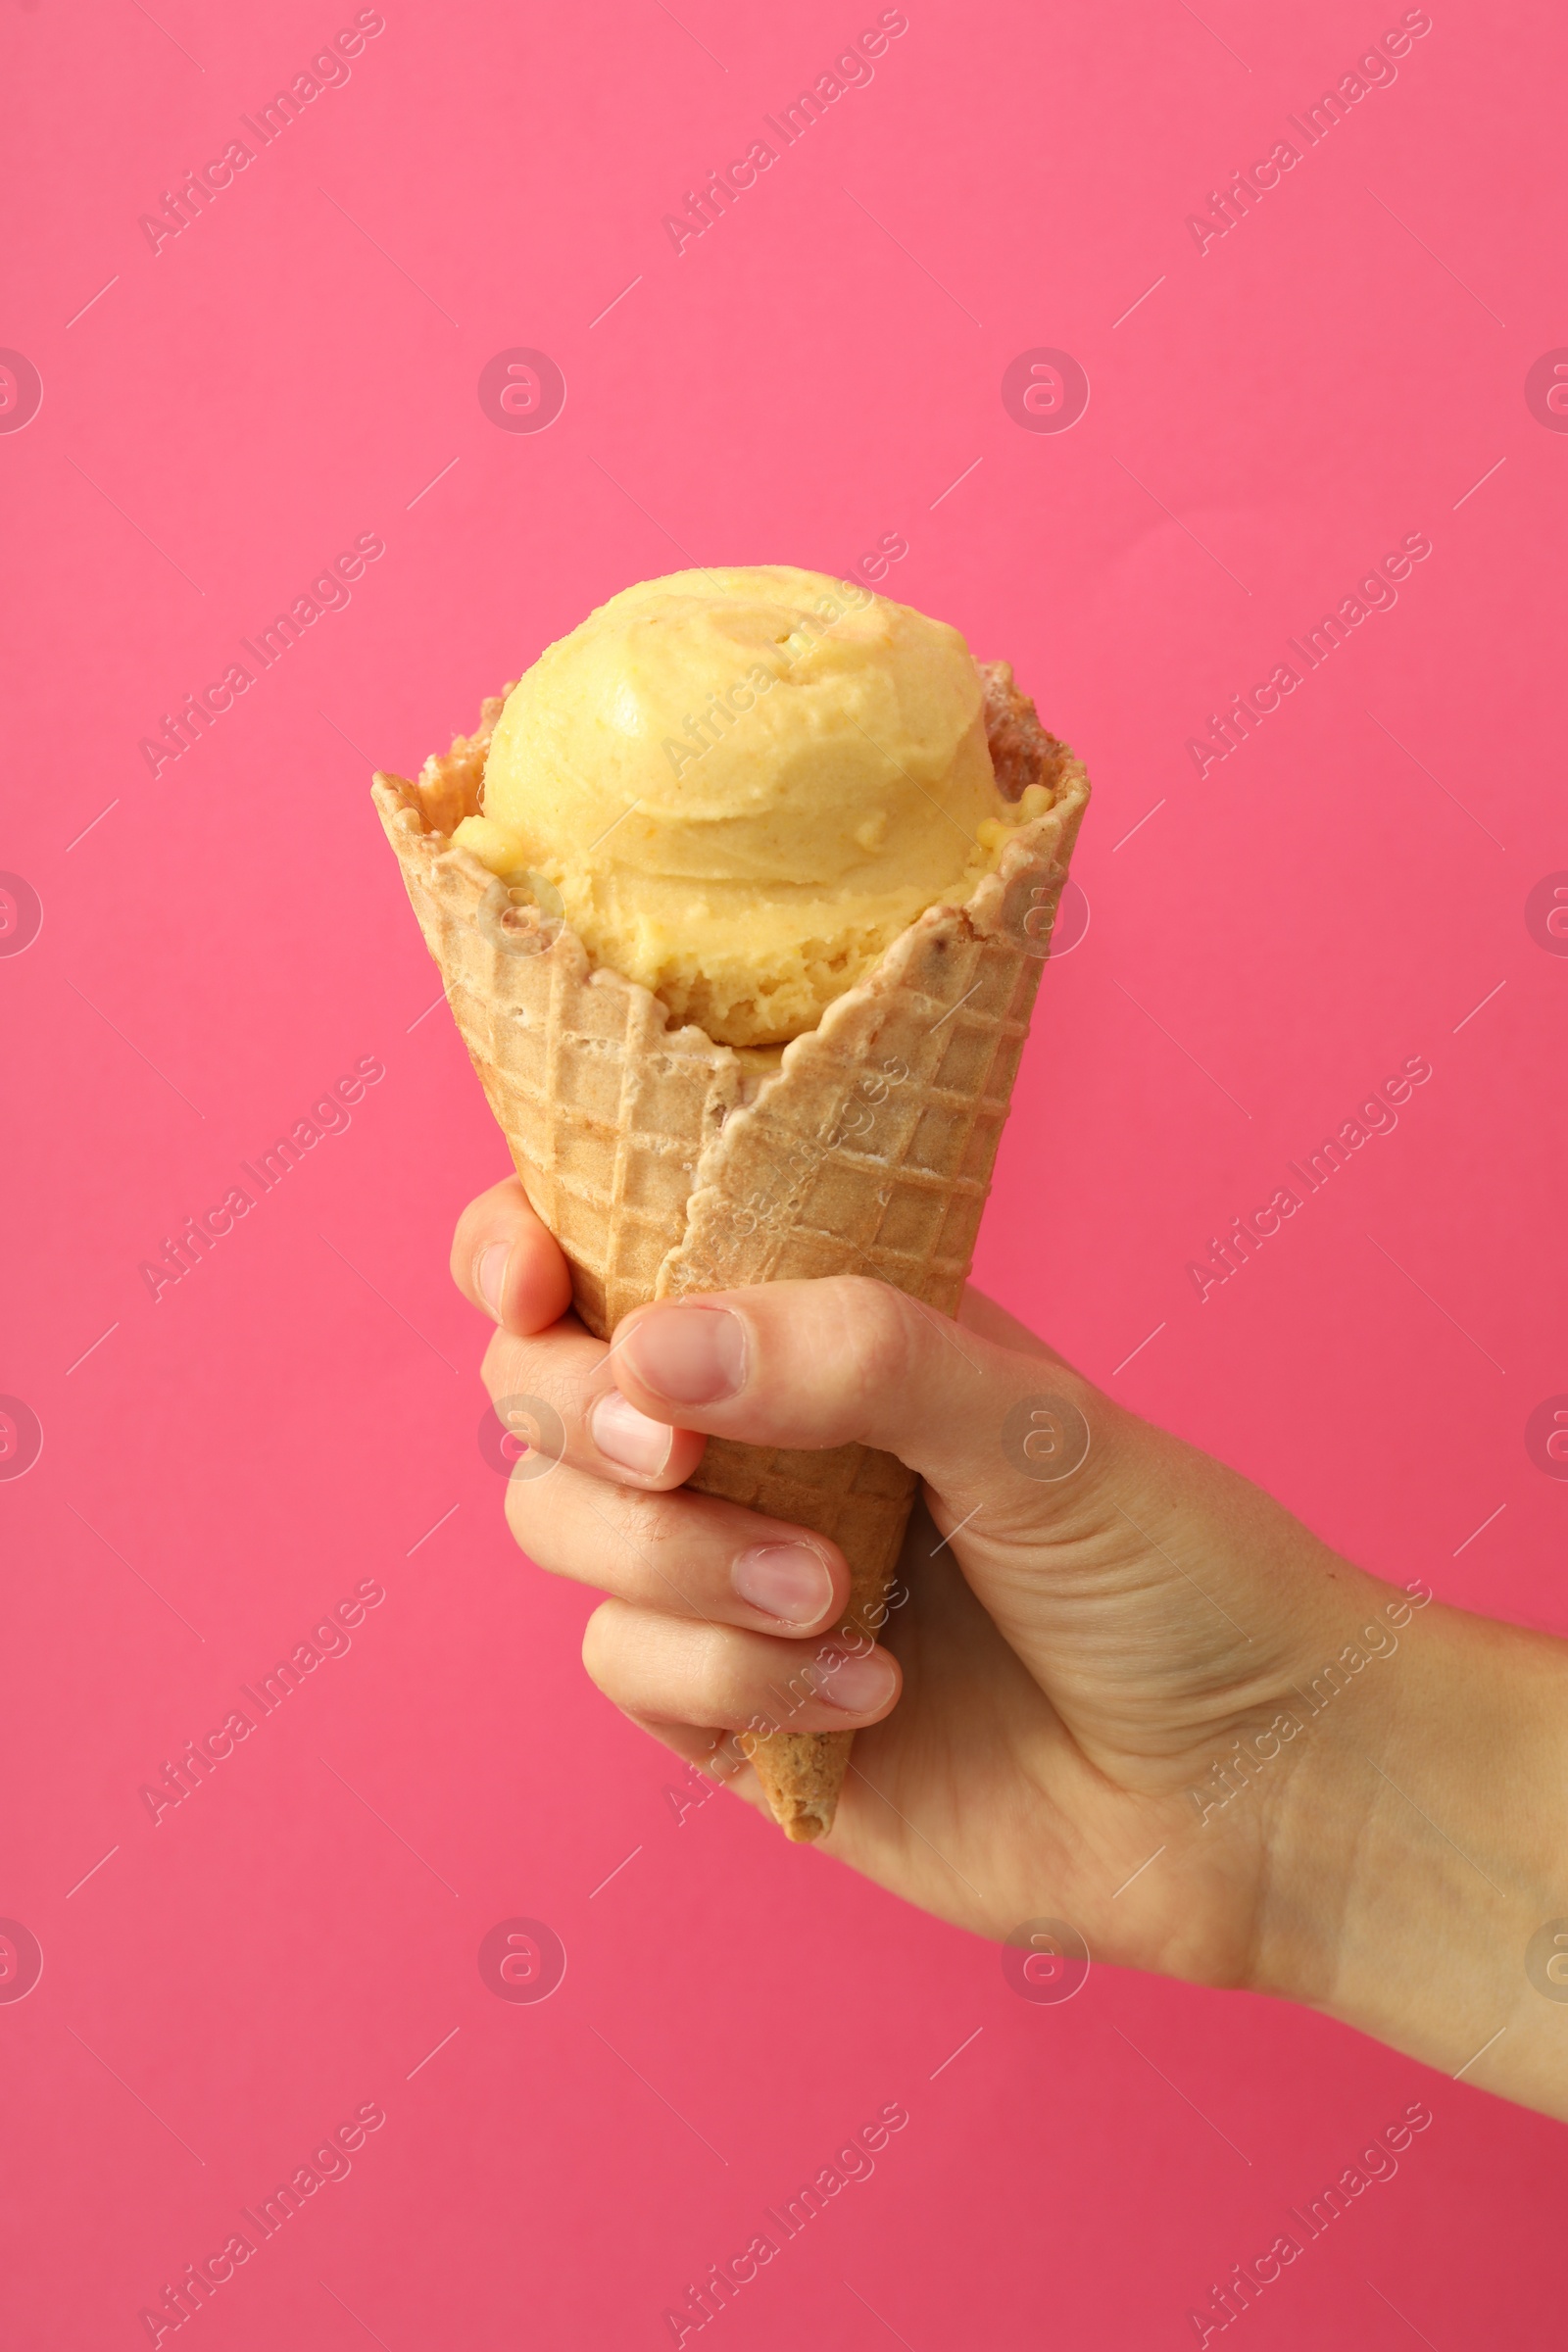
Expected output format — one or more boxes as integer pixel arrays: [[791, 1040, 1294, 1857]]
[[372, 662, 1089, 1838]]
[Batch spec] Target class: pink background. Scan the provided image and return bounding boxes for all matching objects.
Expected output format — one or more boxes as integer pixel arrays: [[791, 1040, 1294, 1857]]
[[4, 0, 1566, 2342]]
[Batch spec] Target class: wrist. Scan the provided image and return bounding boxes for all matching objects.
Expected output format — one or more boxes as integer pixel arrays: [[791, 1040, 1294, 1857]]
[[1256, 1589, 1568, 2117]]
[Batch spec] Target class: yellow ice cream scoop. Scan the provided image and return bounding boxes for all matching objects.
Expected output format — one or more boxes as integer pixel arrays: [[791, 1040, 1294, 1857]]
[[454, 564, 1050, 1048]]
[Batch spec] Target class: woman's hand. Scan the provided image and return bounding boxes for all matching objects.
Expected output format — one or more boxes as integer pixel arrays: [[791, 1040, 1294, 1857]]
[[454, 1176, 1568, 2121]]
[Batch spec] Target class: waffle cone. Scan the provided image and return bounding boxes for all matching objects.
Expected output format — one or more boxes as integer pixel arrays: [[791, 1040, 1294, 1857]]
[[372, 663, 1089, 1838]]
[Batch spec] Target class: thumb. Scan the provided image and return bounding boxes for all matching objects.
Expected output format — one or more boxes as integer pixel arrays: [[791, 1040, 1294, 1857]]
[[609, 1276, 1116, 1520]]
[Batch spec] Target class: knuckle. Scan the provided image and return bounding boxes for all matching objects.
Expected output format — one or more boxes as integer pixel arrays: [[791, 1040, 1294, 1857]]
[[612, 1478, 664, 1536], [673, 1622, 747, 1719], [831, 1276, 915, 1400], [590, 1486, 690, 1600], [482, 1328, 569, 1416]]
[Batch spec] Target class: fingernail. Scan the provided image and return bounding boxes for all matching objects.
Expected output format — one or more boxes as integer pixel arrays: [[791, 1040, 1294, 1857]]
[[814, 1647, 898, 1714], [622, 1304, 747, 1404], [476, 1243, 509, 1321], [590, 1389, 673, 1476], [732, 1542, 834, 1626]]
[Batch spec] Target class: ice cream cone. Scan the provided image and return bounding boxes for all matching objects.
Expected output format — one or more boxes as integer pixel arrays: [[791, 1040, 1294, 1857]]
[[373, 662, 1089, 1839]]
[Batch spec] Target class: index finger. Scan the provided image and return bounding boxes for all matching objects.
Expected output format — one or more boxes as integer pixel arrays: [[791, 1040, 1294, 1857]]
[[451, 1175, 574, 1337]]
